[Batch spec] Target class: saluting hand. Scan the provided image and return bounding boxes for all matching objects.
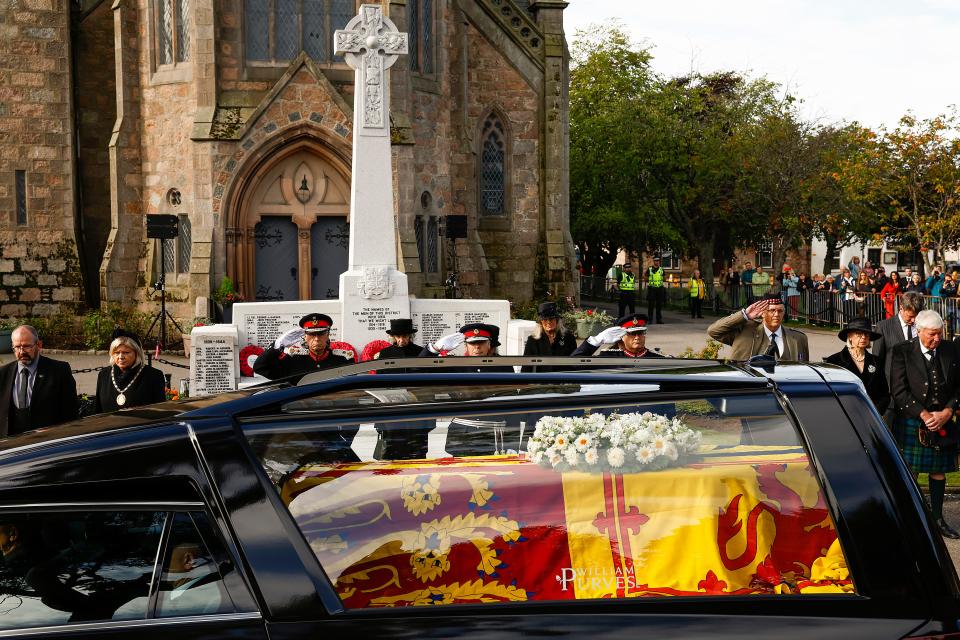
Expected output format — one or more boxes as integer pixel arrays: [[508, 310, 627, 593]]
[[275, 327, 305, 349], [588, 326, 627, 346], [433, 333, 465, 353], [744, 299, 769, 321]]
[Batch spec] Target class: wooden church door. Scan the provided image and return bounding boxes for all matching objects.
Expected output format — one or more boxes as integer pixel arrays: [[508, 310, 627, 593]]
[[244, 150, 351, 301]]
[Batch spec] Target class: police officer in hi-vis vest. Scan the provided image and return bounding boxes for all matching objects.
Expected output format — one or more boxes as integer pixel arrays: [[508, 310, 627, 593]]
[[617, 263, 637, 317], [646, 255, 666, 324]]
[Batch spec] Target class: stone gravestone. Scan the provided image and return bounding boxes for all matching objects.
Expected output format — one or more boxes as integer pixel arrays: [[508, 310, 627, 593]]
[[190, 325, 239, 396], [334, 5, 412, 349]]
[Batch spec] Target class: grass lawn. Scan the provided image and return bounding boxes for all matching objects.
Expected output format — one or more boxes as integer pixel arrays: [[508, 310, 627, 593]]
[[918, 472, 960, 487]]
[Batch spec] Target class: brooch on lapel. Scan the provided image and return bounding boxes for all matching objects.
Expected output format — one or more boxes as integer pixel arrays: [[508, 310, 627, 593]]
[[868, 364, 876, 373]]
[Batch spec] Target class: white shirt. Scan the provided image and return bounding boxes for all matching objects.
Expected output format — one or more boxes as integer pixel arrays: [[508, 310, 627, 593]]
[[900, 317, 914, 342]]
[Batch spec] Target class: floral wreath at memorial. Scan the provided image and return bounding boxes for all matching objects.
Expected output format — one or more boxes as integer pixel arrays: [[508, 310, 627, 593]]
[[239, 345, 264, 377], [527, 411, 702, 473]]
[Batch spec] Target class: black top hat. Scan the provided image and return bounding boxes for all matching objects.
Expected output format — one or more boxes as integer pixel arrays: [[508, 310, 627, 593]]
[[299, 313, 333, 334], [615, 313, 649, 333], [538, 302, 560, 319], [386, 318, 416, 335], [838, 317, 882, 342], [460, 322, 500, 347]]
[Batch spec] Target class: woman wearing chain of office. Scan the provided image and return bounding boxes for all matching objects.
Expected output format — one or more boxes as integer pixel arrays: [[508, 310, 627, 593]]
[[92, 331, 167, 413]]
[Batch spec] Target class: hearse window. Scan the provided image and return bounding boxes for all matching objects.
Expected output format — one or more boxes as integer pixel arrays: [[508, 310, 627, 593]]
[[0, 510, 240, 631], [279, 383, 658, 414], [245, 393, 856, 608]]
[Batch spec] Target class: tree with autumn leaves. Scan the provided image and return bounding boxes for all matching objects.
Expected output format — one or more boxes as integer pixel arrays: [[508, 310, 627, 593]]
[[833, 112, 960, 272], [570, 24, 955, 281]]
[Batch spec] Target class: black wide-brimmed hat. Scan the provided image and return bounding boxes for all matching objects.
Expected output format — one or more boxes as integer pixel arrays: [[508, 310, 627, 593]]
[[386, 318, 416, 335], [538, 302, 560, 319], [838, 317, 882, 342], [299, 313, 333, 334], [460, 322, 500, 347]]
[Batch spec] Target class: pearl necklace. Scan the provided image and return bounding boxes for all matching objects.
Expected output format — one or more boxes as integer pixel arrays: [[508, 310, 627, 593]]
[[111, 364, 144, 407], [847, 347, 866, 363]]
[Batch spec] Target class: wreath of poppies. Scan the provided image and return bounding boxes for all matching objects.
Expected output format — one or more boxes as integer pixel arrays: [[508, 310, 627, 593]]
[[239, 345, 264, 377], [360, 339, 392, 362]]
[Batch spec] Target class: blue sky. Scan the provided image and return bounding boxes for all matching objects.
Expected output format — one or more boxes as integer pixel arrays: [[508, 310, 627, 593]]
[[564, 0, 960, 130]]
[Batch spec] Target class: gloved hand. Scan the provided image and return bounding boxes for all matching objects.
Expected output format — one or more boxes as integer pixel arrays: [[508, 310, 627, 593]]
[[587, 326, 626, 347], [274, 327, 305, 350], [432, 332, 465, 353]]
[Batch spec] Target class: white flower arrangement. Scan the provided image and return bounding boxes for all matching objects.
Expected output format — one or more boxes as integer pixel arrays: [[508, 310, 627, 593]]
[[526, 411, 701, 473]]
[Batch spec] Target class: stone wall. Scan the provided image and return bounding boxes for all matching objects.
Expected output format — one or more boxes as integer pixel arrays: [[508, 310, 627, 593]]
[[0, 0, 83, 317], [452, 22, 541, 300]]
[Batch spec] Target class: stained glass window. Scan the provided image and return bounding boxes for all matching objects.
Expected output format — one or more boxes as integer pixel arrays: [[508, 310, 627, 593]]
[[245, 0, 355, 64], [156, 0, 190, 67], [480, 114, 506, 217]]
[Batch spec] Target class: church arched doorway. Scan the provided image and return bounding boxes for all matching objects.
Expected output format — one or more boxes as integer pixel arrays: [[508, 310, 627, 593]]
[[230, 145, 351, 301]]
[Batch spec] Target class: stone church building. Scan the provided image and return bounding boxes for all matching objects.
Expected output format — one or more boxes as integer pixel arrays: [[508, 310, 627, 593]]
[[0, 0, 575, 320]]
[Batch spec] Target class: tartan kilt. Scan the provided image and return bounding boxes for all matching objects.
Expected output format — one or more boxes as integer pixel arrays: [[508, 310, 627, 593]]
[[893, 416, 959, 474]]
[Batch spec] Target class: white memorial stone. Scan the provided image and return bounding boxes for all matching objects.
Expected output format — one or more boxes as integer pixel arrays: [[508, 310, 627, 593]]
[[231, 300, 342, 348], [335, 4, 412, 349], [506, 319, 538, 356], [410, 298, 512, 353], [190, 325, 239, 397]]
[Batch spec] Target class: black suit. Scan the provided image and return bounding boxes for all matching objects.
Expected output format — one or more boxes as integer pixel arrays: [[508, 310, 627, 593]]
[[873, 314, 914, 385], [824, 348, 890, 415], [0, 355, 78, 437], [890, 339, 960, 420]]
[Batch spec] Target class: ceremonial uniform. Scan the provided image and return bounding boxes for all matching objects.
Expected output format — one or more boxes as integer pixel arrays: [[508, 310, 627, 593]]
[[572, 314, 666, 358], [253, 313, 351, 380], [418, 323, 517, 456]]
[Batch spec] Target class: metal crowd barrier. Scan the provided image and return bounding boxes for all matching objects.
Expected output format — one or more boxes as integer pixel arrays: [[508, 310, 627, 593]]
[[579, 274, 958, 337]]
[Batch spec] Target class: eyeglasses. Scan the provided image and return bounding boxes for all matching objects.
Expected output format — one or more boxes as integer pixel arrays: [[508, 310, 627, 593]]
[[12, 345, 37, 352]]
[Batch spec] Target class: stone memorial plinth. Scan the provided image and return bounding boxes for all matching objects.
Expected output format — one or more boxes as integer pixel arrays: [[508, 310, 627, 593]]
[[190, 325, 239, 397], [231, 300, 342, 349], [410, 298, 512, 353], [506, 319, 538, 356]]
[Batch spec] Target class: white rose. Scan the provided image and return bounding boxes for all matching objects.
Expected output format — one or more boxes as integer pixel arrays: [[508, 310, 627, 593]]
[[636, 447, 655, 464], [584, 448, 599, 465], [565, 448, 579, 466]]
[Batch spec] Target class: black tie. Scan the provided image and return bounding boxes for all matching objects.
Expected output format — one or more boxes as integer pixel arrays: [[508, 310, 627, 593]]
[[907, 324, 913, 340], [767, 333, 780, 358], [16, 368, 29, 409]]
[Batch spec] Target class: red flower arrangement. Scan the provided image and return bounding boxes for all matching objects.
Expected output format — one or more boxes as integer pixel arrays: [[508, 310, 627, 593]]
[[360, 340, 392, 362], [239, 344, 264, 377]]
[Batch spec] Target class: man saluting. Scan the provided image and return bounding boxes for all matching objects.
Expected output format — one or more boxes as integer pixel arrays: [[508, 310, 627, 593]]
[[572, 313, 665, 358], [253, 313, 351, 380]]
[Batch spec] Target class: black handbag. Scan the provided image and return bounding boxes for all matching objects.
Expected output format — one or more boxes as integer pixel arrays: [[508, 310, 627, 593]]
[[918, 417, 960, 450]]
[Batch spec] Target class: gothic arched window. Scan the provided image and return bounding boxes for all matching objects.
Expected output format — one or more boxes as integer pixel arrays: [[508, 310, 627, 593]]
[[245, 0, 354, 65], [479, 113, 507, 217]]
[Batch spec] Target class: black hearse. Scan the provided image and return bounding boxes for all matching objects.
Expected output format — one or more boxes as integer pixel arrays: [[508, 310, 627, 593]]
[[0, 358, 956, 639]]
